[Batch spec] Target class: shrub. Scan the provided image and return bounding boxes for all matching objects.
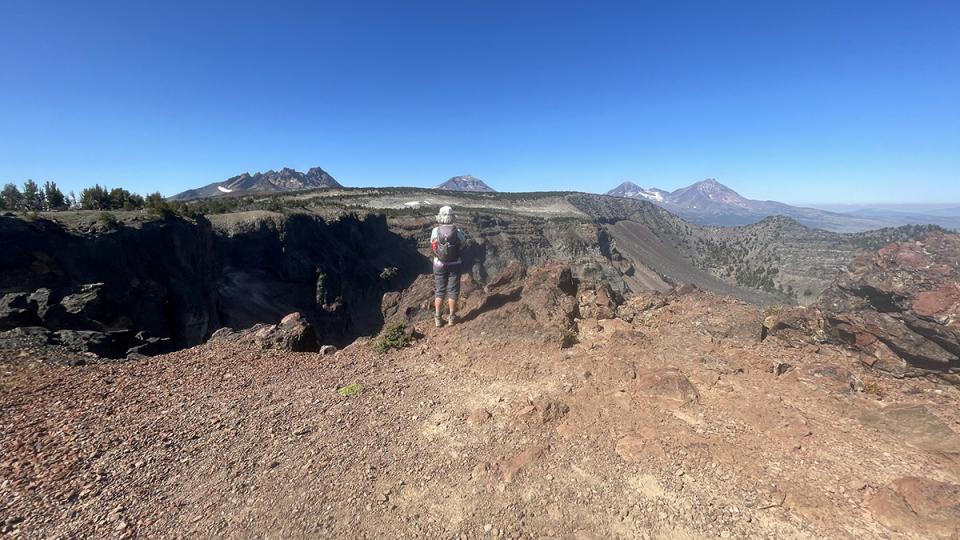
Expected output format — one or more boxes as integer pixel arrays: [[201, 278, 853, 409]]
[[336, 382, 363, 397], [373, 323, 412, 354], [97, 212, 118, 227]]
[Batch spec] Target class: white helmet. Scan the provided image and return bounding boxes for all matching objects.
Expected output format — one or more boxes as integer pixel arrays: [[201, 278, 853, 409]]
[[437, 205, 455, 224]]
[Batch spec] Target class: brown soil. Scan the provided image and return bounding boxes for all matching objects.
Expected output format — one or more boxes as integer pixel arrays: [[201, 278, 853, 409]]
[[2, 286, 959, 539]]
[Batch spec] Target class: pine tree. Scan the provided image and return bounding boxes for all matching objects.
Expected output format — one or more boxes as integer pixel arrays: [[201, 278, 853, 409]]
[[79, 185, 111, 210], [22, 179, 45, 211], [1, 183, 23, 210], [43, 181, 68, 210]]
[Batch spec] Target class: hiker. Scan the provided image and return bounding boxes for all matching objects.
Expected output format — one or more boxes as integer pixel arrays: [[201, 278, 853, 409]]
[[431, 206, 466, 327]]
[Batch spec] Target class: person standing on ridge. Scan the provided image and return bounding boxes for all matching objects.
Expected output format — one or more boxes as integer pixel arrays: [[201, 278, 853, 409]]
[[431, 206, 466, 327]]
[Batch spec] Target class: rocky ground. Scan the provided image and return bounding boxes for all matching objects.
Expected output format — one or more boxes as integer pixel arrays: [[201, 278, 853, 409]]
[[2, 261, 959, 539]]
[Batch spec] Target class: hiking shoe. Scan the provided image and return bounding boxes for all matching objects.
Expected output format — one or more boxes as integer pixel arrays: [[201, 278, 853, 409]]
[[447, 314, 457, 326], [434, 313, 443, 328]]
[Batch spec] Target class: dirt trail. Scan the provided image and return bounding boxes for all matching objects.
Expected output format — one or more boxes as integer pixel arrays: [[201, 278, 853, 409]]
[[2, 286, 959, 538]]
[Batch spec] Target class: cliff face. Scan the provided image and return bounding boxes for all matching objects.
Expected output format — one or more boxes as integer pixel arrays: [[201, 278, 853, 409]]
[[0, 213, 426, 355], [386, 212, 646, 295], [0, 207, 651, 358], [1, 192, 940, 360]]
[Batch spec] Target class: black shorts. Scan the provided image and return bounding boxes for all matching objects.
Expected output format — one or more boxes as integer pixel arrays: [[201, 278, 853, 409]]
[[433, 265, 462, 299]]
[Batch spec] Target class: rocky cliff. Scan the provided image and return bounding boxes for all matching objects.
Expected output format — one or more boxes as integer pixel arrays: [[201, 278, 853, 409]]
[[0, 213, 425, 357], [0, 191, 941, 360]]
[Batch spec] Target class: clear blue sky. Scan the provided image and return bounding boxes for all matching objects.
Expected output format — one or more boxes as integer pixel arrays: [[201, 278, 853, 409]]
[[1, 0, 957, 203]]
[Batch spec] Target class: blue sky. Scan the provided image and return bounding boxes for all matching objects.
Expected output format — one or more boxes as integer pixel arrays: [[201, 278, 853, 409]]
[[1, 1, 957, 203]]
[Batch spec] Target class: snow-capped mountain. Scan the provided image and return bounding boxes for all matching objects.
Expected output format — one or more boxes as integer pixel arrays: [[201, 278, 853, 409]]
[[667, 178, 751, 209], [436, 175, 496, 192], [607, 178, 893, 232], [607, 181, 668, 202], [170, 167, 341, 200]]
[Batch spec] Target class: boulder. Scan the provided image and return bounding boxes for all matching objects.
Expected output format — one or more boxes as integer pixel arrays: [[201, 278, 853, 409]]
[[485, 260, 526, 290], [0, 326, 54, 347], [55, 329, 131, 358], [635, 368, 699, 405], [763, 306, 822, 346], [42, 283, 110, 331], [0, 293, 41, 330], [779, 232, 960, 383], [208, 312, 320, 352], [27, 288, 54, 319], [578, 283, 621, 320]]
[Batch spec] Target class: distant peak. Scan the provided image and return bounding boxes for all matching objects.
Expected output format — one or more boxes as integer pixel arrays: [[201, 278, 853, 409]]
[[692, 178, 727, 189], [436, 175, 495, 192], [170, 166, 341, 200], [607, 181, 667, 202]]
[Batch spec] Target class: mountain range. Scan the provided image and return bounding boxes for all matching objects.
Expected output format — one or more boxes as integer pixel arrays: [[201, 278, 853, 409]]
[[607, 179, 959, 233], [165, 166, 955, 233], [435, 175, 495, 192], [170, 167, 341, 200]]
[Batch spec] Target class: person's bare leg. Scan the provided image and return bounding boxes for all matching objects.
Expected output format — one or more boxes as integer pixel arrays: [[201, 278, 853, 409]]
[[447, 297, 457, 325], [434, 297, 443, 327]]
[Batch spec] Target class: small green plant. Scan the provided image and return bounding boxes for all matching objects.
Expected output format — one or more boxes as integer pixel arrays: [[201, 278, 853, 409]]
[[97, 212, 118, 227], [336, 382, 363, 397], [373, 323, 412, 354]]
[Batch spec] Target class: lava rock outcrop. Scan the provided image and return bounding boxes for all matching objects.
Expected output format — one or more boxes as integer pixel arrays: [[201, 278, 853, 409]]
[[208, 312, 322, 352], [0, 212, 425, 357], [768, 232, 960, 383]]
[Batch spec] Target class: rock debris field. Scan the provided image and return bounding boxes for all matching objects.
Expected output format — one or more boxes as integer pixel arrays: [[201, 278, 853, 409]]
[[2, 265, 959, 539]]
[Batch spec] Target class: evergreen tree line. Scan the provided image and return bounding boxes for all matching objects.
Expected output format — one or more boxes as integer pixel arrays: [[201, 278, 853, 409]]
[[0, 180, 169, 212], [2, 179, 375, 218]]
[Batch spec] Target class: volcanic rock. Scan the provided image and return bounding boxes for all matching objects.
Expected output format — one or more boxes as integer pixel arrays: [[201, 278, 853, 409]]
[[816, 232, 960, 382], [0, 293, 41, 330], [635, 368, 699, 405], [209, 312, 320, 352], [867, 477, 960, 539], [43, 283, 110, 330], [55, 329, 133, 358]]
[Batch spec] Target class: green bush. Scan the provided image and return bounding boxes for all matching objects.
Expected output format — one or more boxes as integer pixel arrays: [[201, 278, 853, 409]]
[[97, 212, 118, 227], [373, 323, 412, 354], [336, 382, 363, 397]]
